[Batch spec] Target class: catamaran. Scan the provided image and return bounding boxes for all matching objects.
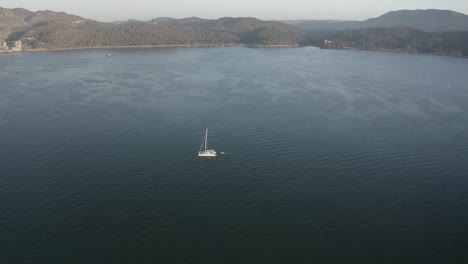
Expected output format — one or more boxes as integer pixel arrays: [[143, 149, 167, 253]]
[[198, 128, 217, 157]]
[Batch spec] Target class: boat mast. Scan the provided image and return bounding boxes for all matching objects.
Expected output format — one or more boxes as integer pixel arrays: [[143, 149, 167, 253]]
[[205, 128, 208, 150], [199, 135, 205, 152]]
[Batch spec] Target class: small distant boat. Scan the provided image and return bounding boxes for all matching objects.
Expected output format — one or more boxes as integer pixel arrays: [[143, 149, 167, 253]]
[[198, 128, 217, 158], [106, 53, 112, 57]]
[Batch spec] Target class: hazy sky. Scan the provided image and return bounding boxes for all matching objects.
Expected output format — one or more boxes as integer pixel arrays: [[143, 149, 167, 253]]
[[1, 0, 467, 21]]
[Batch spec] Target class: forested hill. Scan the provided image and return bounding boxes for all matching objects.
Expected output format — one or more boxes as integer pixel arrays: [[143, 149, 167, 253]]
[[0, 7, 303, 48], [1, 7, 468, 57], [360, 10, 468, 32], [319, 28, 468, 57]]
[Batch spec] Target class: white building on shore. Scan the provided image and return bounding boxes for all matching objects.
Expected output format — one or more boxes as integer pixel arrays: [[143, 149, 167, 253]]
[[0, 41, 8, 52], [0, 40, 22, 52]]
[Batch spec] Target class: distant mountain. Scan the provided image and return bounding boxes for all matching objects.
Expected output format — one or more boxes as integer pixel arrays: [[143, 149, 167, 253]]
[[149, 17, 209, 26], [361, 9, 468, 32], [280, 20, 309, 25], [294, 20, 361, 31], [112, 19, 145, 24], [296, 9, 468, 32]]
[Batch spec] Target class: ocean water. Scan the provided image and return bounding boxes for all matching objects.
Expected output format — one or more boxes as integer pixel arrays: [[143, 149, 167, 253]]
[[1, 47, 468, 263]]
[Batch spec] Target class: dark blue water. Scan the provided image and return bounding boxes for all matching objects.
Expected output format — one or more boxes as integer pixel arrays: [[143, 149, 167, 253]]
[[1, 47, 468, 263]]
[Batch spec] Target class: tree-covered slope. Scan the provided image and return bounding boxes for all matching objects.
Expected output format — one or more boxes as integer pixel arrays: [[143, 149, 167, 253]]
[[1, 8, 304, 48], [1, 6, 468, 57], [322, 28, 468, 56]]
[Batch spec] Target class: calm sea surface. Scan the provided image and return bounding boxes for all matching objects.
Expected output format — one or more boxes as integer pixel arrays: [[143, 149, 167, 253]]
[[1, 47, 468, 263]]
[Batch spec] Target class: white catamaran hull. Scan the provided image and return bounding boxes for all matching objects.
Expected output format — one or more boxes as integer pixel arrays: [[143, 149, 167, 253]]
[[198, 150, 217, 157]]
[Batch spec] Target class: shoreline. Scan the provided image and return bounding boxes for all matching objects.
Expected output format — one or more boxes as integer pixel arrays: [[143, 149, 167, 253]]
[[25, 44, 242, 52], [2, 44, 465, 59], [322, 46, 467, 59], [17, 44, 300, 53]]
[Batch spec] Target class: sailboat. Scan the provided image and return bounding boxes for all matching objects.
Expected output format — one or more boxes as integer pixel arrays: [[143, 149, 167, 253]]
[[198, 128, 217, 157]]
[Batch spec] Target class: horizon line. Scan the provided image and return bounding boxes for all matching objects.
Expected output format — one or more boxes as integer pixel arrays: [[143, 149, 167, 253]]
[[2, 6, 467, 23]]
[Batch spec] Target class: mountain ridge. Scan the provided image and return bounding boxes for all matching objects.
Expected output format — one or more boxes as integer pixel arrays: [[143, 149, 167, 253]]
[[293, 9, 468, 32], [0, 7, 304, 48], [1, 7, 468, 57]]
